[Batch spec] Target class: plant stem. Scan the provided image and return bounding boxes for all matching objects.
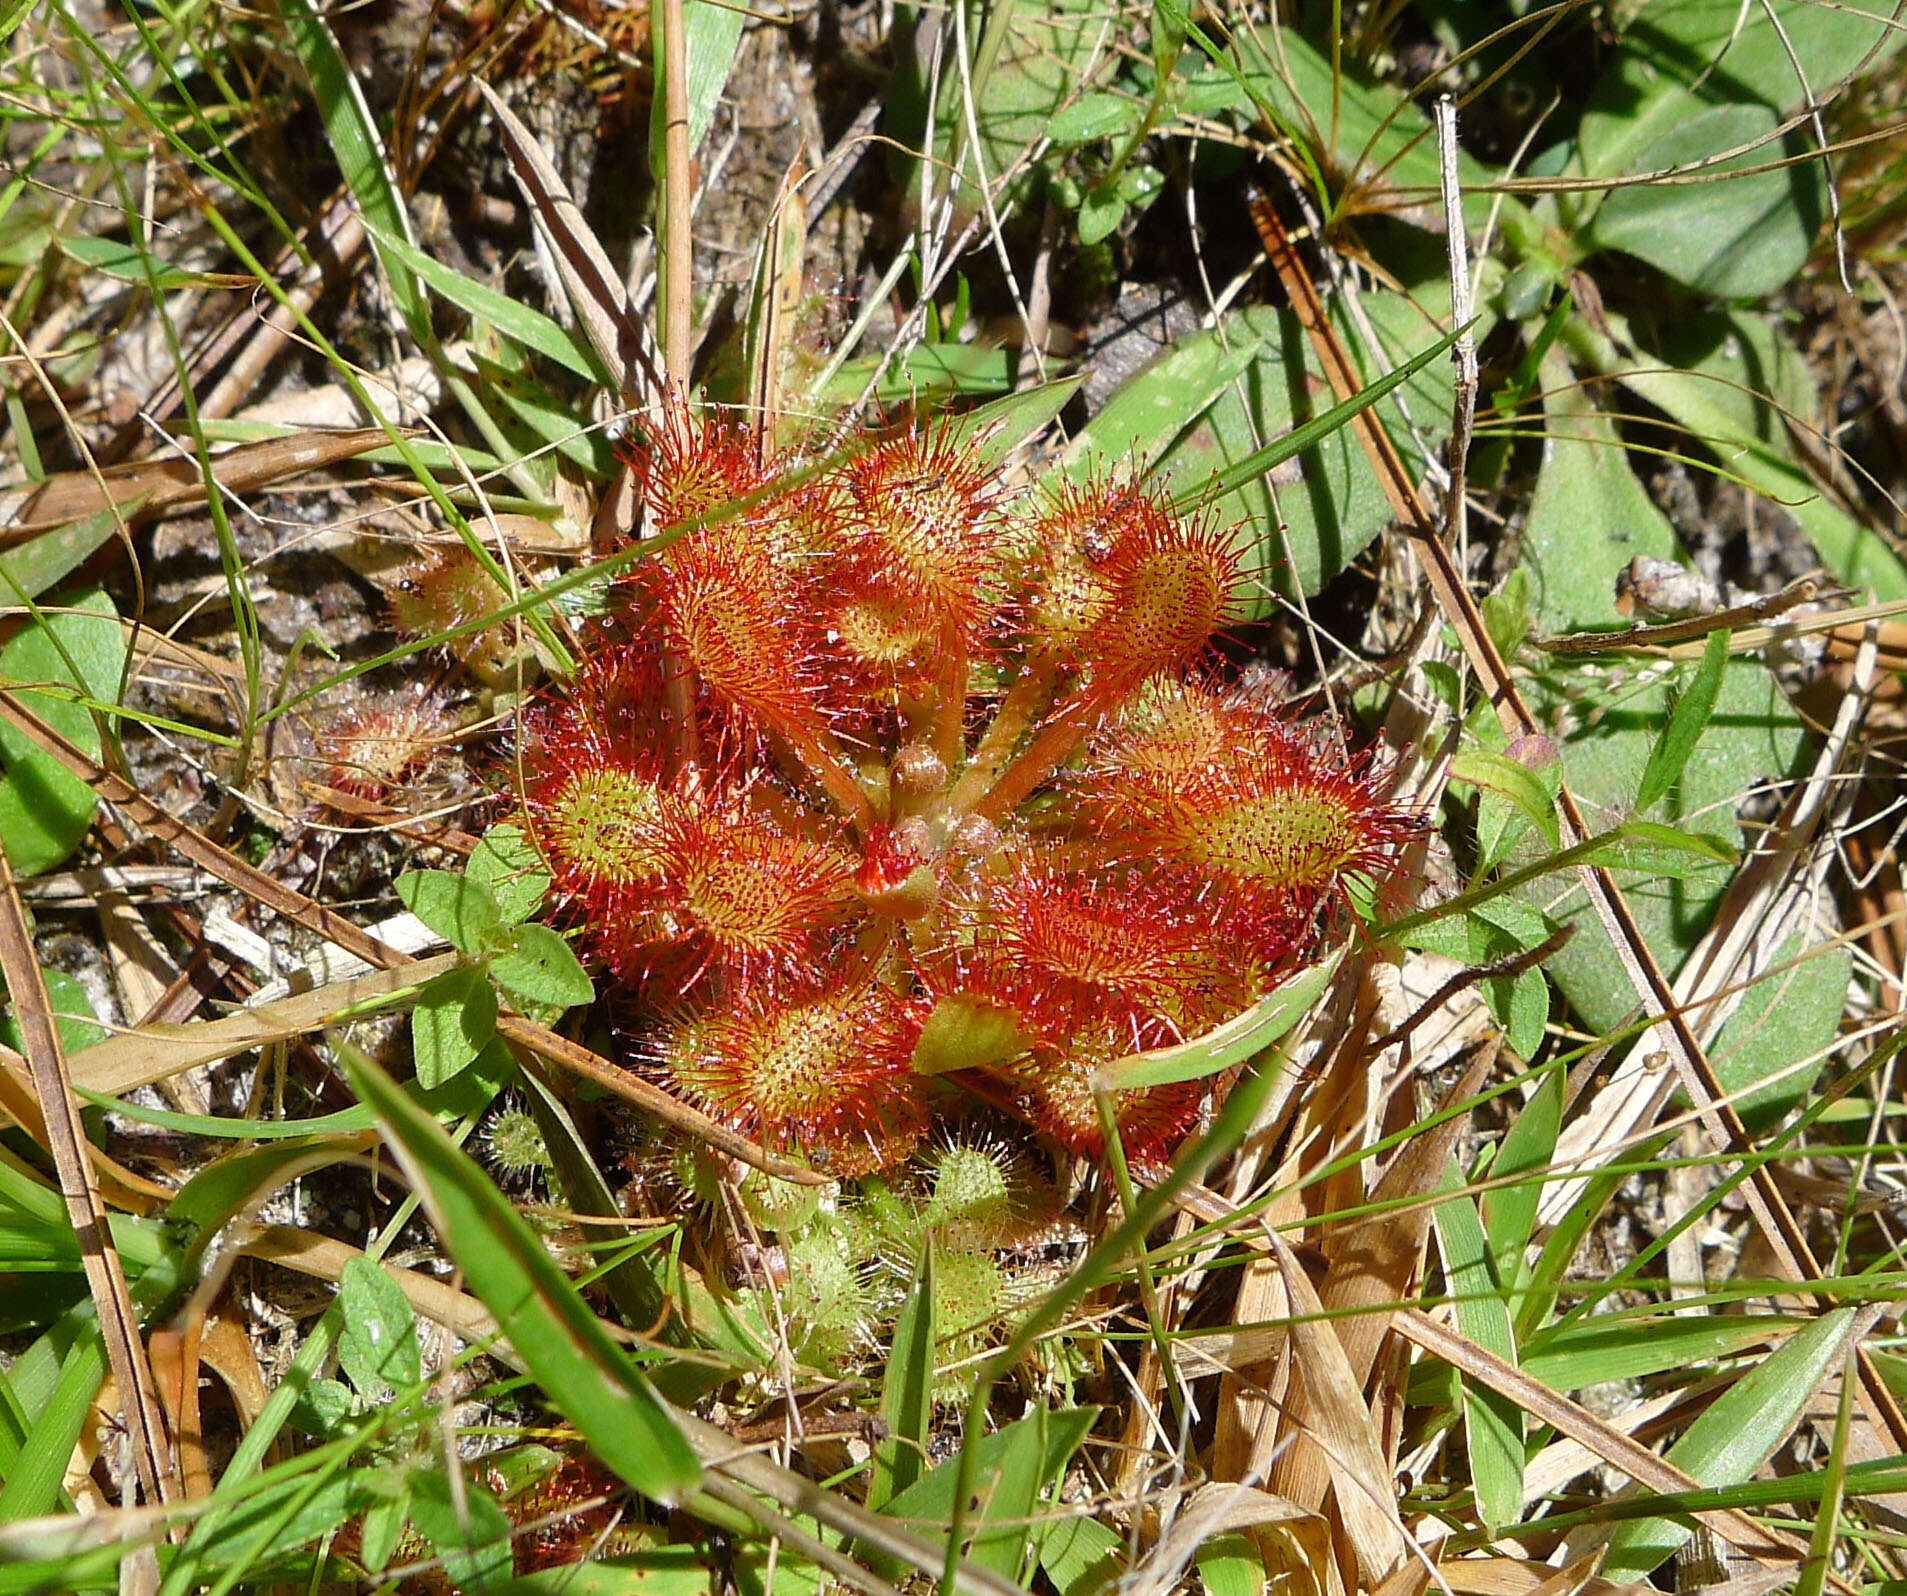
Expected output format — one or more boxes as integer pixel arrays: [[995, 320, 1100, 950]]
[[780, 719, 876, 835], [944, 661, 1053, 813], [657, 0, 692, 383], [965, 691, 1099, 827]]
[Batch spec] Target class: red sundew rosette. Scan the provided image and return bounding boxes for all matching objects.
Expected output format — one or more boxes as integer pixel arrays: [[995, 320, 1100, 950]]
[[652, 977, 931, 1177], [618, 398, 766, 536]]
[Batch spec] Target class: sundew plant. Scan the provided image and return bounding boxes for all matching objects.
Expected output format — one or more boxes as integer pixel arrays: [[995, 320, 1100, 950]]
[[516, 401, 1417, 1173]]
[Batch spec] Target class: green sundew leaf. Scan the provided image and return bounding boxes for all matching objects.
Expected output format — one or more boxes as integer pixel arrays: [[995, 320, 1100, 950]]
[[360, 220, 605, 383], [337, 1257, 422, 1401], [1601, 1307, 1857, 1579], [1522, 1313, 1811, 1392], [340, 1046, 703, 1504], [1482, 1067, 1563, 1281], [869, 1246, 937, 1514], [0, 584, 122, 876], [1431, 1165, 1522, 1536], [396, 868, 505, 956], [1097, 950, 1339, 1091], [489, 923, 593, 1011], [1635, 630, 1730, 817], [1453, 745, 1561, 855], [1046, 92, 1141, 145], [0, 504, 128, 604], [2, 968, 105, 1057], [1076, 187, 1126, 246], [411, 964, 498, 1089], [1032, 1512, 1124, 1596], [406, 1469, 514, 1590], [278, 0, 427, 344]]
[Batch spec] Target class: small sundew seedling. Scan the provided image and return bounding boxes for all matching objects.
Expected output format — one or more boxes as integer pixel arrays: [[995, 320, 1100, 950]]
[[516, 399, 1418, 1174]]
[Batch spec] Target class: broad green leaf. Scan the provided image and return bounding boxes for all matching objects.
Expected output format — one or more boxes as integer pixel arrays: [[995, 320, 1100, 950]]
[[54, 235, 218, 290], [912, 995, 1035, 1077], [869, 1246, 937, 1513], [472, 349, 616, 477], [396, 868, 505, 955], [337, 1257, 422, 1400], [931, 378, 1081, 471], [1613, 312, 1907, 599], [1047, 92, 1141, 146], [489, 923, 593, 1011], [1635, 629, 1730, 817], [964, 1403, 1048, 1581], [1431, 1165, 1522, 1535], [1523, 1312, 1812, 1392], [1096, 950, 1339, 1090], [0, 584, 122, 876], [880, 1406, 1097, 1529], [811, 344, 1017, 406], [1, 967, 106, 1057], [411, 964, 497, 1089], [1453, 744, 1561, 855], [1063, 332, 1261, 478], [484, 1557, 718, 1596], [407, 1470, 513, 1590], [1032, 1511, 1124, 1596], [1601, 1307, 1856, 1578], [1521, 355, 1677, 633], [341, 1046, 703, 1503], [1708, 931, 1849, 1131], [0, 504, 127, 603], [1076, 187, 1125, 246], [357, 1474, 411, 1573], [683, 0, 746, 157], [1586, 103, 1818, 297]]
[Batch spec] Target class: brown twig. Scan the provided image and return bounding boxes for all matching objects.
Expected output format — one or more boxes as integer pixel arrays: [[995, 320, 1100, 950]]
[[0, 839, 179, 1508], [657, 0, 693, 384]]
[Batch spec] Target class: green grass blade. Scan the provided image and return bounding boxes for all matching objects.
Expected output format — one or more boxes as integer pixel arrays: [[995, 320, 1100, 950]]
[[1431, 1165, 1523, 1535], [1601, 1305, 1856, 1578], [1633, 628, 1729, 817], [869, 1243, 937, 1514], [340, 1045, 702, 1505], [277, 0, 426, 343]]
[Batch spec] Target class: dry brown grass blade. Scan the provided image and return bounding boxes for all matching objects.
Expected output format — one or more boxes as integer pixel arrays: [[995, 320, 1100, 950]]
[[67, 956, 458, 1096], [0, 1043, 169, 1211], [0, 840, 179, 1508], [1247, 193, 1907, 1459], [0, 428, 392, 538], [473, 78, 661, 406], [1269, 1041, 1498, 1517], [1265, 1232, 1409, 1585], [1393, 1311, 1819, 1571], [0, 689, 824, 1182]]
